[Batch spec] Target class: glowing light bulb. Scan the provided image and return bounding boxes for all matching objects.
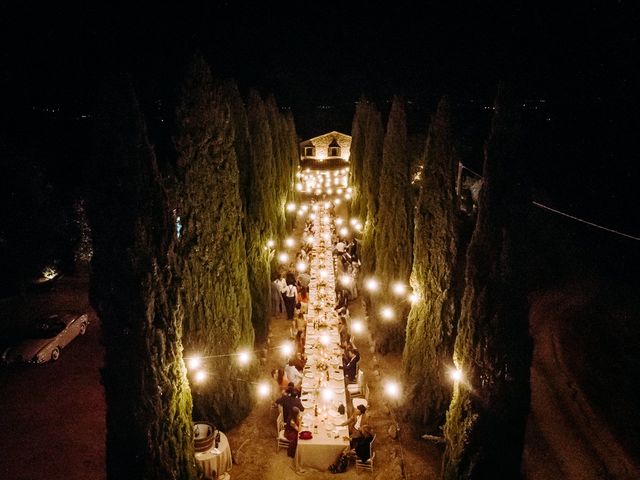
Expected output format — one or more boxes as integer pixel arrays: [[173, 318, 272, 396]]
[[309, 213, 317, 220], [392, 283, 407, 296], [258, 382, 270, 397], [351, 320, 363, 333], [281, 343, 294, 356], [365, 278, 379, 292], [285, 237, 294, 248], [301, 204, 309, 212], [334, 198, 341, 205], [238, 350, 250, 365], [350, 218, 357, 226], [346, 187, 353, 194], [355, 222, 362, 231], [319, 269, 328, 279], [324, 201, 331, 209], [321, 388, 334, 401], [296, 262, 307, 273], [339, 227, 348, 237], [286, 202, 296, 212], [194, 370, 208, 383], [278, 252, 289, 264], [327, 188, 333, 195], [335, 218, 343, 226], [337, 188, 343, 195], [312, 204, 319, 211], [345, 193, 351, 200], [450, 368, 463, 382], [380, 306, 394, 320], [266, 239, 275, 248], [322, 232, 331, 241], [320, 334, 330, 345], [296, 183, 303, 191], [409, 292, 420, 304], [340, 275, 352, 286], [187, 356, 202, 371], [384, 380, 400, 398]]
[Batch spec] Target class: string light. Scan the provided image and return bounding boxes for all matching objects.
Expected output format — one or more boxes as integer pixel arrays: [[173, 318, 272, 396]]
[[365, 278, 379, 292], [409, 292, 420, 303], [335, 218, 343, 226], [351, 320, 364, 334], [450, 368, 463, 382], [187, 356, 202, 370], [285, 237, 295, 248], [278, 252, 289, 263], [194, 371, 208, 384], [339, 227, 349, 237], [296, 262, 307, 272], [384, 380, 400, 399], [392, 282, 407, 296], [237, 350, 251, 366], [380, 306, 394, 320], [286, 202, 296, 212], [266, 239, 275, 248], [281, 342, 294, 357], [340, 275, 352, 286], [257, 382, 271, 398]]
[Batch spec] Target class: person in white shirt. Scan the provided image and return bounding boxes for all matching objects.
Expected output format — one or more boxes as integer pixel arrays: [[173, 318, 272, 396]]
[[284, 359, 303, 389]]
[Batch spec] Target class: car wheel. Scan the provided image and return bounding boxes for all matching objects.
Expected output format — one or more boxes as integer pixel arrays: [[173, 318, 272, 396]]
[[79, 322, 87, 335], [51, 347, 60, 361]]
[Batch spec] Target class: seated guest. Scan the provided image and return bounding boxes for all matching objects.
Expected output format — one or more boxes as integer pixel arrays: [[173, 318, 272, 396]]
[[284, 358, 303, 388], [338, 404, 371, 448], [271, 368, 290, 392], [338, 316, 350, 346], [275, 383, 304, 423]]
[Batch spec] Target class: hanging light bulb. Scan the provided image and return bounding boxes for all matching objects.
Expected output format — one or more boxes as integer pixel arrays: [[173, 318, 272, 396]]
[[392, 282, 407, 296]]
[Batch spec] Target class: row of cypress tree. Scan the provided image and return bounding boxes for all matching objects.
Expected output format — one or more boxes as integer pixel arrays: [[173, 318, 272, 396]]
[[349, 90, 532, 478], [88, 54, 298, 478]]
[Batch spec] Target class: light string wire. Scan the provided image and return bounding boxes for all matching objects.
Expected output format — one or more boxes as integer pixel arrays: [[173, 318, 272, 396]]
[[458, 163, 639, 242]]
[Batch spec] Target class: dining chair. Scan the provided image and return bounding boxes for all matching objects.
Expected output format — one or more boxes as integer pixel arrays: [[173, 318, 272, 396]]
[[276, 411, 290, 453], [347, 369, 365, 398], [355, 434, 376, 472], [352, 381, 369, 410]]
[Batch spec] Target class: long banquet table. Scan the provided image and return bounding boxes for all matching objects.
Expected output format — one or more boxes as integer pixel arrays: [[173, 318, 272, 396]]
[[294, 203, 350, 472]]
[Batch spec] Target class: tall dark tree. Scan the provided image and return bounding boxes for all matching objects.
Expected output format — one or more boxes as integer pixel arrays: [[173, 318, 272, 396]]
[[403, 97, 460, 430], [223, 80, 252, 213], [443, 88, 532, 479], [284, 112, 300, 231], [372, 97, 413, 353], [359, 105, 384, 279], [89, 77, 197, 480], [174, 55, 255, 428], [265, 95, 288, 239], [349, 96, 370, 221], [245, 90, 276, 342]]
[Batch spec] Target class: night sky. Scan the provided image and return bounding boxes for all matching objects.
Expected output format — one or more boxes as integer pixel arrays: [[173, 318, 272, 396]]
[[1, 1, 639, 233]]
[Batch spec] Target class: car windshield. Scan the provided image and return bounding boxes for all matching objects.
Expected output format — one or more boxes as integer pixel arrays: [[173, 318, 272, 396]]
[[32, 320, 65, 339]]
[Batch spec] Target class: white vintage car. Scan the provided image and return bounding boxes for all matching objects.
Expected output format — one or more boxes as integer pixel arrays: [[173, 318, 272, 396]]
[[2, 312, 90, 364]]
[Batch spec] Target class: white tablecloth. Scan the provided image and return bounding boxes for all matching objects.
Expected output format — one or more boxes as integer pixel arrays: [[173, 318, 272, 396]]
[[295, 204, 349, 472], [195, 431, 232, 479]]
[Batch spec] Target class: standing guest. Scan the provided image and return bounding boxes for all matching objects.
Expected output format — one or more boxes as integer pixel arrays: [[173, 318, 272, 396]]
[[343, 347, 360, 382], [275, 383, 305, 423], [273, 273, 287, 317], [285, 406, 302, 457], [282, 277, 298, 321], [297, 286, 309, 313]]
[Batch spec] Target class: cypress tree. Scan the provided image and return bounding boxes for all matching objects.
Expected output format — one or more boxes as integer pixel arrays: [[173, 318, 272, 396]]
[[443, 87, 532, 479], [372, 96, 413, 353], [284, 112, 299, 231], [223, 80, 252, 214], [265, 95, 287, 239], [245, 90, 276, 342], [349, 96, 370, 220], [359, 105, 384, 279], [174, 55, 254, 428], [402, 97, 460, 430], [89, 76, 197, 480]]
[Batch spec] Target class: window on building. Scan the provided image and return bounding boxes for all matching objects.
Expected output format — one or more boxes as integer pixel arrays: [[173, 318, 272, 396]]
[[329, 146, 340, 157], [304, 146, 315, 156]]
